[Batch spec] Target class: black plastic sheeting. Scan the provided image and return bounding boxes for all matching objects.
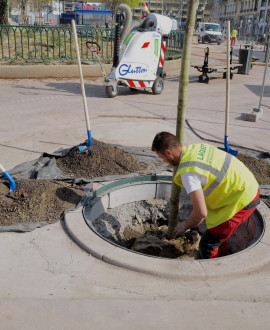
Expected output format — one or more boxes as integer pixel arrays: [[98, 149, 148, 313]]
[[2, 144, 169, 183], [0, 144, 170, 232]]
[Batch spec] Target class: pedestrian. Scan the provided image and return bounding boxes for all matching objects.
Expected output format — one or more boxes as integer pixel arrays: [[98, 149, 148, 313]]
[[230, 28, 238, 46], [152, 132, 260, 259]]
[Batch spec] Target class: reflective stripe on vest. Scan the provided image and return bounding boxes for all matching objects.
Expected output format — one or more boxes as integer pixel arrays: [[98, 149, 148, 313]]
[[178, 153, 232, 197]]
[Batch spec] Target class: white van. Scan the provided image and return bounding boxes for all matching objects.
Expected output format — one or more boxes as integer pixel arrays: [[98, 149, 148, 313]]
[[198, 22, 222, 45]]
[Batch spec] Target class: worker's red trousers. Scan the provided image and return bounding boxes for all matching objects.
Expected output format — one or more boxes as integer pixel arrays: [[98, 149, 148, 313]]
[[231, 37, 236, 46], [199, 189, 260, 259]]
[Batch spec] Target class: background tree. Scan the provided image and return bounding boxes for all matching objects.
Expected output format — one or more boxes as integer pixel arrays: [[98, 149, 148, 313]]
[[0, 0, 8, 24], [100, 0, 141, 19], [8, 0, 29, 15], [32, 0, 52, 14]]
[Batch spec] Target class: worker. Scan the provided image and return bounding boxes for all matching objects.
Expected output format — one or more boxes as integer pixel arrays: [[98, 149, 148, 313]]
[[230, 28, 238, 46], [141, 2, 150, 19], [152, 132, 260, 259]]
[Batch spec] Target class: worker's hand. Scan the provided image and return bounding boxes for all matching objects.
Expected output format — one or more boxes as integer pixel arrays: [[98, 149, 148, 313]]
[[174, 221, 187, 237]]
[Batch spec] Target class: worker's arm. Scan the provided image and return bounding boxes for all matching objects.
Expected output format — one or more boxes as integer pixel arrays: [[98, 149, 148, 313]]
[[174, 188, 207, 236]]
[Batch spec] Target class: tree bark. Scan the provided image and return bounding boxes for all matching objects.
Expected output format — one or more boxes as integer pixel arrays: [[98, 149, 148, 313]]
[[0, 0, 8, 25], [167, 0, 199, 238]]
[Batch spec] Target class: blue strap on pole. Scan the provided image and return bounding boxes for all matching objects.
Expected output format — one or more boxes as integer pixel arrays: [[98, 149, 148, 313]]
[[3, 171, 16, 192], [87, 129, 92, 147], [224, 135, 230, 152]]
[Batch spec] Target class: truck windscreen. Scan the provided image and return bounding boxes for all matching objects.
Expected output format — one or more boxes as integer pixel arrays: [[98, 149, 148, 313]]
[[205, 24, 221, 32]]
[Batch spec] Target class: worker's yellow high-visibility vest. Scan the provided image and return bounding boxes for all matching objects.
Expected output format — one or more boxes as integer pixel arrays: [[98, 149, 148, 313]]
[[174, 144, 258, 229], [231, 29, 238, 38]]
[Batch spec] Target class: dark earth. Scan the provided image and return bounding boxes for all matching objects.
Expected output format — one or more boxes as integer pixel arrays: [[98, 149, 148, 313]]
[[0, 141, 269, 258], [0, 139, 147, 227], [56, 139, 147, 178], [0, 179, 84, 226], [93, 198, 201, 259]]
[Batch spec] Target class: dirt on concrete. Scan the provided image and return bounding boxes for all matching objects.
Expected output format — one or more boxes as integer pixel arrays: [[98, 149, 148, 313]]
[[238, 153, 270, 185], [0, 144, 269, 238], [56, 138, 147, 178], [0, 179, 84, 226], [0, 140, 147, 227]]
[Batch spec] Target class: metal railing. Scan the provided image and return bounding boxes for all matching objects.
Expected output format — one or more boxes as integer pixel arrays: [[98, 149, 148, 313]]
[[0, 25, 184, 64]]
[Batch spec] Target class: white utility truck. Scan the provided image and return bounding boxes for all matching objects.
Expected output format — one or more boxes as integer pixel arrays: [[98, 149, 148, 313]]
[[198, 22, 222, 45]]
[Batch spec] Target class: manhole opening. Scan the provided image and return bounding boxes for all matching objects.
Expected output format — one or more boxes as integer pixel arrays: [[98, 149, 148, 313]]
[[86, 193, 264, 260], [92, 198, 202, 259]]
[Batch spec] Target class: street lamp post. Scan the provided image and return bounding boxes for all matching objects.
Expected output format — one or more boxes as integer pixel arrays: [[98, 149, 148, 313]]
[[81, 1, 84, 25], [263, 0, 269, 34]]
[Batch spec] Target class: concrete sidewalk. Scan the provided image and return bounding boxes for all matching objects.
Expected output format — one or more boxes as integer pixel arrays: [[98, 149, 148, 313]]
[[1, 58, 269, 169], [0, 43, 270, 329]]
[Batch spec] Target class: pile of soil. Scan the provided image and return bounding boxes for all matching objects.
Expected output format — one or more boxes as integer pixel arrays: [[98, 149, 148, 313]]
[[0, 140, 147, 227], [238, 153, 270, 205], [238, 153, 270, 185], [56, 139, 147, 178], [0, 179, 84, 226]]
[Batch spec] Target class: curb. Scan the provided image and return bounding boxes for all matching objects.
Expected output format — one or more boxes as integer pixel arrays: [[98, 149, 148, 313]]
[[0, 58, 181, 79], [253, 62, 270, 66]]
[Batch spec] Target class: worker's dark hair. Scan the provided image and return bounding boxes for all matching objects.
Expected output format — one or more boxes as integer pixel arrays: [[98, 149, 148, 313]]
[[152, 132, 181, 153]]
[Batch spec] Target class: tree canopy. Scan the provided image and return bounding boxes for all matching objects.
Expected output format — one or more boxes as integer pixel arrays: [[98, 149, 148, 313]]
[[100, 0, 141, 18]]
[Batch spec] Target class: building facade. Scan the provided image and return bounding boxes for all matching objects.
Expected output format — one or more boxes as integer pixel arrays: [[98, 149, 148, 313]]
[[133, 1, 208, 28], [212, 0, 270, 39], [9, 1, 213, 28]]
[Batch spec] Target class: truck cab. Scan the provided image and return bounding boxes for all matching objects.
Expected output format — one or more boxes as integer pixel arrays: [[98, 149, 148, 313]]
[[198, 22, 222, 45]]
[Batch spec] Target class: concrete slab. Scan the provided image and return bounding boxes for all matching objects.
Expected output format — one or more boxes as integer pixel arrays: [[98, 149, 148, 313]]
[[1, 298, 270, 330], [65, 208, 116, 259], [1, 41, 270, 329], [87, 195, 109, 220], [103, 246, 207, 281], [243, 107, 263, 122]]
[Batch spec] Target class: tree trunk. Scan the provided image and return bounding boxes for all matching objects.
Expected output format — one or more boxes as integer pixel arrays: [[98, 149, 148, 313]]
[[167, 0, 199, 238], [0, 0, 8, 25]]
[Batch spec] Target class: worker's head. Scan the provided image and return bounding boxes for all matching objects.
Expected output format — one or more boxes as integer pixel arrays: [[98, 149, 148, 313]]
[[152, 132, 182, 166]]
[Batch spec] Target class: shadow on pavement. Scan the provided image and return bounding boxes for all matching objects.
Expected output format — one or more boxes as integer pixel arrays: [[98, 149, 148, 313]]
[[14, 82, 156, 98], [245, 84, 270, 97], [0, 143, 41, 154]]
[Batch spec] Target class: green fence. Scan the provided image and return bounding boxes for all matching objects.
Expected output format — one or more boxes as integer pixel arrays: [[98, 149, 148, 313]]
[[0, 25, 184, 64]]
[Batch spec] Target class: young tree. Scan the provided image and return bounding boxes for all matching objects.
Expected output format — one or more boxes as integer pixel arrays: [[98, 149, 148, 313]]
[[0, 0, 8, 24], [20, 0, 29, 15], [167, 0, 199, 238]]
